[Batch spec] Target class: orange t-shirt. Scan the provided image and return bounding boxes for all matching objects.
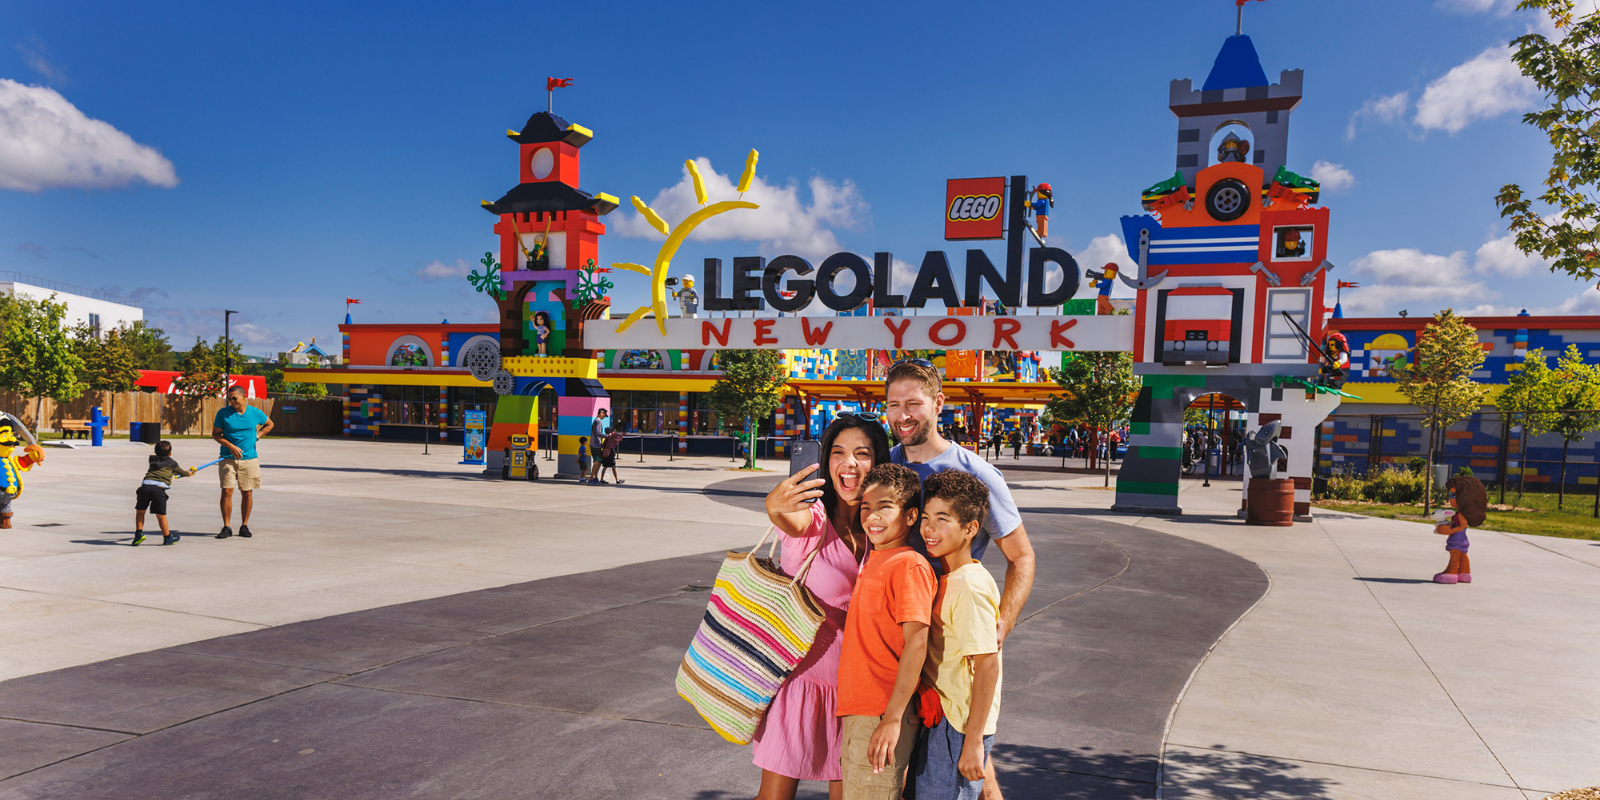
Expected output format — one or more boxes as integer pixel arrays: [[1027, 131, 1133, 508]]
[[836, 545, 938, 718]]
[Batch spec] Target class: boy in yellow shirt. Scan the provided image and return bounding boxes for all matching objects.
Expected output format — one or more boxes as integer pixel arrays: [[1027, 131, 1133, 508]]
[[914, 470, 1002, 800]]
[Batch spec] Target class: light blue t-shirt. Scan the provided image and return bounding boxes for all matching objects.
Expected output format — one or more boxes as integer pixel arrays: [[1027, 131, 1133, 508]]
[[214, 405, 271, 460], [891, 442, 1023, 563]]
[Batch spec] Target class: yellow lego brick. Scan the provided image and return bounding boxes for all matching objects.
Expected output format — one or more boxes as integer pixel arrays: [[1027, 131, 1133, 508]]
[[558, 435, 582, 455], [503, 356, 599, 379]]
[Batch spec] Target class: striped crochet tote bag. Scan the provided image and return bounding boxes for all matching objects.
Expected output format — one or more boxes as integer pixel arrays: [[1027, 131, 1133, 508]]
[[676, 526, 827, 744]]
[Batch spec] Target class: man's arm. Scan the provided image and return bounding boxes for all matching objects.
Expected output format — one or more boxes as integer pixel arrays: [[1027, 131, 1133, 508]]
[[868, 620, 928, 773], [993, 524, 1036, 647], [213, 426, 242, 458], [258, 418, 275, 437]]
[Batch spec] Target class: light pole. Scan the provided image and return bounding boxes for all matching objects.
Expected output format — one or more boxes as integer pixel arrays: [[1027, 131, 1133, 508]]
[[223, 310, 239, 377]]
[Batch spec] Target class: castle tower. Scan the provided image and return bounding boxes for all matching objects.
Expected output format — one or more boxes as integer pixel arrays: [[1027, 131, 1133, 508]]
[[481, 111, 618, 356], [1169, 35, 1302, 189]]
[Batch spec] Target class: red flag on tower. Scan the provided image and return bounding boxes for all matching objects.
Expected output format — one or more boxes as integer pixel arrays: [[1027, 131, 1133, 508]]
[[1236, 0, 1264, 6], [345, 298, 362, 305], [547, 77, 574, 91], [1337, 281, 1360, 289]]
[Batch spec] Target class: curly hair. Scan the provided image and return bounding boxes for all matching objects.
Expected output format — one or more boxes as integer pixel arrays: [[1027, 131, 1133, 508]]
[[861, 463, 922, 510], [922, 470, 990, 529], [1446, 475, 1488, 527]]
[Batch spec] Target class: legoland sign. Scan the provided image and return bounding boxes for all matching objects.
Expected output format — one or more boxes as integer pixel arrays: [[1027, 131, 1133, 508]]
[[945, 177, 1006, 240], [584, 242, 1135, 351], [586, 311, 1134, 352]]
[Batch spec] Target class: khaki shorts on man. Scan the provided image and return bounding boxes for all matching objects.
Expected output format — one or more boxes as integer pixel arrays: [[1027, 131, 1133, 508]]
[[219, 458, 262, 490]]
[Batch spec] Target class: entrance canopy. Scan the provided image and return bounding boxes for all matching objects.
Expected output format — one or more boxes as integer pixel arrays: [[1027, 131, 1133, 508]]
[[1186, 393, 1247, 411], [785, 379, 1059, 408]]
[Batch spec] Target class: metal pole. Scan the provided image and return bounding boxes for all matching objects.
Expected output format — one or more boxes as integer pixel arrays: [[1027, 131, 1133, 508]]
[[1203, 395, 1213, 488], [639, 434, 645, 463], [223, 310, 238, 378]]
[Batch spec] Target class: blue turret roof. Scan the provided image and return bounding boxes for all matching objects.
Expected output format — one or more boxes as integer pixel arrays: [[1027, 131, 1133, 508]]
[[1203, 35, 1269, 91]]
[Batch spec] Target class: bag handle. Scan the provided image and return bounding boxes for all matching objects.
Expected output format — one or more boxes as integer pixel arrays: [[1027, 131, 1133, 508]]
[[750, 523, 828, 588]]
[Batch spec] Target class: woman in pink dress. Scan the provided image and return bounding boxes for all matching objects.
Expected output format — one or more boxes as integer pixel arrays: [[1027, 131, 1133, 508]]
[[753, 414, 891, 800]]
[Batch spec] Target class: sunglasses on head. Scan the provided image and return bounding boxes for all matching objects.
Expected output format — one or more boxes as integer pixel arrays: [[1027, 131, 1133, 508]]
[[837, 411, 882, 422], [893, 357, 935, 369]]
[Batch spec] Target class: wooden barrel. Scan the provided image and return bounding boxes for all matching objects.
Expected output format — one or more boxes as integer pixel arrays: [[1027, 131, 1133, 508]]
[[1246, 478, 1296, 527]]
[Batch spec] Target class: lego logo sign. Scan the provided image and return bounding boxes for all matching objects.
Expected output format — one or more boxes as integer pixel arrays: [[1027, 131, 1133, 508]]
[[945, 177, 1006, 240]]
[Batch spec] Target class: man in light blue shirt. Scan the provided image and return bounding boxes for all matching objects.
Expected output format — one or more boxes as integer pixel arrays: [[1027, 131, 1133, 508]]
[[212, 386, 273, 540]]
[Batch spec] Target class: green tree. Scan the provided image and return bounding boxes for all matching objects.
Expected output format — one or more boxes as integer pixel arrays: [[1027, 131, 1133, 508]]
[[1391, 310, 1489, 513], [1495, 0, 1600, 278], [708, 350, 787, 469], [1496, 347, 1562, 505], [1545, 345, 1600, 508], [173, 338, 229, 396], [121, 321, 175, 371], [211, 336, 245, 375], [0, 293, 86, 428], [1045, 350, 1140, 486], [70, 323, 143, 434]]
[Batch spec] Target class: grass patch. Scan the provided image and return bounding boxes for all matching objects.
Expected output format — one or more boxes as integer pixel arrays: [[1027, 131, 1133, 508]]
[[1313, 495, 1600, 541]]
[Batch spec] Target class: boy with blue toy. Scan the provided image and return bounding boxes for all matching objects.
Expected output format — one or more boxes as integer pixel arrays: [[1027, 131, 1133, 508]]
[[837, 463, 936, 799], [914, 470, 1002, 800], [134, 440, 197, 546]]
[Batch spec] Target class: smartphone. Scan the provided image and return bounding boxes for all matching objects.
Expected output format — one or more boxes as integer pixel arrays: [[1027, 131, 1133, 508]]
[[789, 440, 822, 503]]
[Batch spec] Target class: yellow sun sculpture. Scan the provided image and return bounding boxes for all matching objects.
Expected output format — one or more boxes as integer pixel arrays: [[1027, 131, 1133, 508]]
[[613, 150, 760, 335]]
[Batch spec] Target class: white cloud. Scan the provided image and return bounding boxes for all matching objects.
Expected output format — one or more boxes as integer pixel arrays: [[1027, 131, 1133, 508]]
[[415, 258, 471, 281], [1414, 45, 1539, 134], [150, 308, 284, 348], [1535, 285, 1600, 314], [0, 79, 177, 192], [16, 36, 66, 85], [1345, 92, 1409, 140], [1310, 160, 1356, 192], [1343, 230, 1553, 315], [1435, 0, 1518, 12], [612, 157, 868, 263]]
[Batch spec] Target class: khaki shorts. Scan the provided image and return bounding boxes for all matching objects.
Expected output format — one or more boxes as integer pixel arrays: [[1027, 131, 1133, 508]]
[[219, 457, 261, 490], [840, 705, 920, 799]]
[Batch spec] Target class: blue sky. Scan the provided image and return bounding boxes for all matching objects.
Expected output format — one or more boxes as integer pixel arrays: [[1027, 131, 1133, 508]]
[[2, 0, 1595, 356]]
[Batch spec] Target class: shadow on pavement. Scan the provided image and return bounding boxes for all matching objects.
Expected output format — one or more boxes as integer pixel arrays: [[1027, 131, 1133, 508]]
[[1354, 577, 1437, 585], [1157, 745, 1338, 799]]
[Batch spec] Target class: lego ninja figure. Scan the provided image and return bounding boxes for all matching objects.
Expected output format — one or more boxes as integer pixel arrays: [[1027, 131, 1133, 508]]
[[673, 275, 699, 319], [1085, 263, 1119, 315], [0, 421, 45, 529], [1029, 182, 1054, 239]]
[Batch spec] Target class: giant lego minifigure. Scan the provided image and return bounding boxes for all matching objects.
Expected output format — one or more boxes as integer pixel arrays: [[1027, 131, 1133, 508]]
[[0, 414, 45, 529], [1028, 182, 1054, 239]]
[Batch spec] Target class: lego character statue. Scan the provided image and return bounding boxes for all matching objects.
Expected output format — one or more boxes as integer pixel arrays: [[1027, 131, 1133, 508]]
[[0, 414, 45, 529], [1244, 420, 1288, 480], [1085, 263, 1120, 315], [1276, 228, 1306, 259], [1318, 331, 1350, 389], [529, 234, 549, 270], [671, 275, 699, 319], [1433, 475, 1487, 584], [1028, 182, 1054, 239], [1216, 133, 1250, 164], [532, 310, 552, 357]]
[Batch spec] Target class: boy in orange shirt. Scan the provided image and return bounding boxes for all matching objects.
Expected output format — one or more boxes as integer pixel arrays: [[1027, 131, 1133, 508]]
[[837, 463, 937, 799]]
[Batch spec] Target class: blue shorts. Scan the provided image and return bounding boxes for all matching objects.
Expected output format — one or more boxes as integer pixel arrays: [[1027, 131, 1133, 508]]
[[912, 718, 994, 800]]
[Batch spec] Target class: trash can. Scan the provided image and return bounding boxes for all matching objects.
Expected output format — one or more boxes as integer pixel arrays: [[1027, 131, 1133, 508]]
[[128, 422, 142, 443], [139, 422, 161, 445]]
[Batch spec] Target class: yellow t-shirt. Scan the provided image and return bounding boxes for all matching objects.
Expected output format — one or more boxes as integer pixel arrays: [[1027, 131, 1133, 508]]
[[929, 562, 1003, 736]]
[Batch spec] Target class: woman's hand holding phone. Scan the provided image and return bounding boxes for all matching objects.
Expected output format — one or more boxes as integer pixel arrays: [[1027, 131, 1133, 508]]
[[769, 464, 826, 515]]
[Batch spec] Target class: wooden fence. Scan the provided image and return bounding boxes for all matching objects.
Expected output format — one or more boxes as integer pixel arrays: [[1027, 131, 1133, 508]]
[[0, 390, 345, 437]]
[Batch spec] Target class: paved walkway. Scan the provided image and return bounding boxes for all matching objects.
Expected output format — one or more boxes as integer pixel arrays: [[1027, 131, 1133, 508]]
[[0, 440, 1595, 798]]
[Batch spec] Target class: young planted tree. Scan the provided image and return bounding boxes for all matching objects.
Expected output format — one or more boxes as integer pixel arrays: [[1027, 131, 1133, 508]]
[[122, 321, 175, 371], [707, 349, 787, 469], [1544, 345, 1600, 509], [173, 338, 229, 396], [1496, 0, 1600, 278], [1496, 348, 1561, 505], [1045, 350, 1140, 486], [71, 323, 143, 433], [1391, 310, 1489, 514], [0, 293, 86, 429]]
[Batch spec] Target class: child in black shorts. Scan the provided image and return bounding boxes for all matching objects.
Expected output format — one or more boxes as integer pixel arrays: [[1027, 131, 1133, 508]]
[[134, 440, 196, 546]]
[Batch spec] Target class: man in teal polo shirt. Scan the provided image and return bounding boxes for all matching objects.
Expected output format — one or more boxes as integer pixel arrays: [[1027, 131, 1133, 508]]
[[212, 386, 273, 539]]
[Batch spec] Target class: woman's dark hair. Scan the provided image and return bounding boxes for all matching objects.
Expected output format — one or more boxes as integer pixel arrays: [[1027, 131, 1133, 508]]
[[1446, 475, 1488, 527], [817, 415, 891, 514]]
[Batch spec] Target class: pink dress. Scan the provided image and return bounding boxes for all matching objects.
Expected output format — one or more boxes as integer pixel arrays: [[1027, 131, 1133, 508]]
[[750, 501, 862, 781]]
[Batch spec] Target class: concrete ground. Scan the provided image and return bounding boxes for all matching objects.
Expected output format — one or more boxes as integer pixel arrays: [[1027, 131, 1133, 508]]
[[0, 439, 1595, 798]]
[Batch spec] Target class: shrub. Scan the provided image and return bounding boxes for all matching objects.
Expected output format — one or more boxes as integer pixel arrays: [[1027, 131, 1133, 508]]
[[1324, 470, 1367, 501], [1407, 456, 1428, 475], [1456, 466, 1474, 477], [1364, 466, 1427, 504]]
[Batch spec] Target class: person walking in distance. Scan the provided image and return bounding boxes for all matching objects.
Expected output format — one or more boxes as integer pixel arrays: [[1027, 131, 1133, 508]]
[[586, 408, 610, 483], [213, 386, 273, 539]]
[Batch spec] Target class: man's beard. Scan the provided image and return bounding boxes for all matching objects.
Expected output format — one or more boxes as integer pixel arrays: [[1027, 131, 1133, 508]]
[[900, 418, 933, 447]]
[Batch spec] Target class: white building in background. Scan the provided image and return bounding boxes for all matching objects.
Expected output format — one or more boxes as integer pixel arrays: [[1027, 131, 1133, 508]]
[[0, 273, 143, 333]]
